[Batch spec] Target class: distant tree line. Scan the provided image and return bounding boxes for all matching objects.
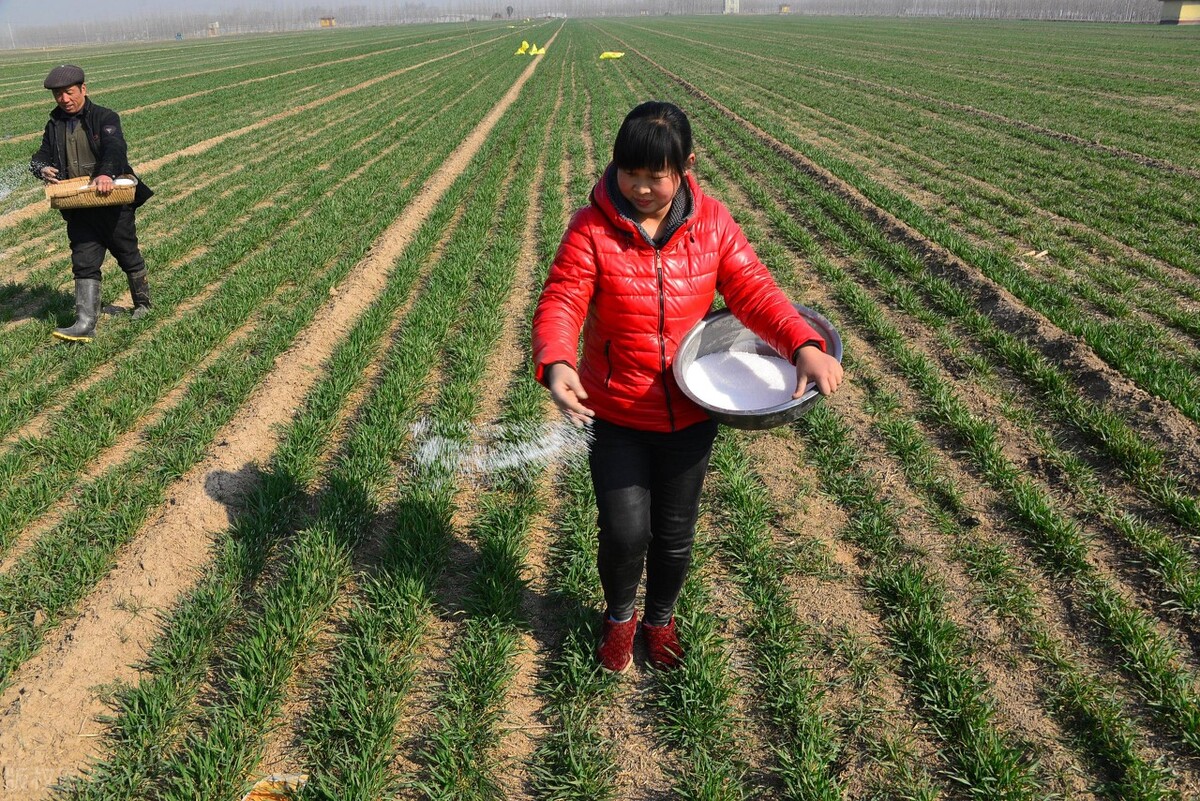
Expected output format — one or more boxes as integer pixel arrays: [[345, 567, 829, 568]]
[[2, 0, 1164, 50], [741, 0, 1160, 20]]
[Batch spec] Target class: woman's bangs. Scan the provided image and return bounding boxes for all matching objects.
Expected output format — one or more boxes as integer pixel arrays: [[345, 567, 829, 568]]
[[613, 122, 682, 174]]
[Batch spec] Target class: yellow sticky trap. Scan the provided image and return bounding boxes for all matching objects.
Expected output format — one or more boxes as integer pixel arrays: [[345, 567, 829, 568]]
[[515, 40, 529, 54], [241, 774, 308, 801], [599, 51, 625, 59]]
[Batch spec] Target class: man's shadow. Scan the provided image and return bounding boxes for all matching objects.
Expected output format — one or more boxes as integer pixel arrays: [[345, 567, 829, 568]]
[[0, 281, 134, 327], [0, 281, 69, 325]]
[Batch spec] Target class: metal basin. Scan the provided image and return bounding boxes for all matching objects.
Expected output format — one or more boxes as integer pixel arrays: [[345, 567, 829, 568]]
[[673, 304, 843, 430]]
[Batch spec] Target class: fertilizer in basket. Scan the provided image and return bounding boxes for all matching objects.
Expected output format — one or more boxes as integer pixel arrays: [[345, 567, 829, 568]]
[[684, 350, 795, 411]]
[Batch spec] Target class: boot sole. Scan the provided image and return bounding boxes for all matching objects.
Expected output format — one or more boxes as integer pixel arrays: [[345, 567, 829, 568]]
[[52, 331, 94, 343]]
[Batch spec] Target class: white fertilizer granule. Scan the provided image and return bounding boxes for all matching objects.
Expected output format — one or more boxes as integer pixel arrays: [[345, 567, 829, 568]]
[[0, 164, 28, 204], [410, 418, 593, 489], [685, 351, 796, 411]]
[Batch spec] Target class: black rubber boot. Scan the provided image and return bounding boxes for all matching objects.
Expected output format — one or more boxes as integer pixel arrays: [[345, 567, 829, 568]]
[[126, 268, 151, 319], [53, 278, 101, 342]]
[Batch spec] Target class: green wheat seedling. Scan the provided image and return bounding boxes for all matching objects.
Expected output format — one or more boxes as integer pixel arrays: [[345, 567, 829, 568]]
[[147, 126, 521, 798], [688, 111, 1047, 797], [777, 216, 1200, 757], [393, 109, 549, 798], [0, 80, 478, 554], [707, 434, 850, 801], [795, 401, 1046, 800], [696, 89, 1200, 520], [706, 120, 1200, 543], [840, 253, 1200, 618], [647, 533, 751, 801], [64, 174, 463, 801], [847, 209, 1200, 504], [0, 103, 489, 689], [51, 53, 520, 796], [529, 458, 621, 801], [684, 30, 1199, 277], [853, 364, 1181, 800], [706, 69, 1200, 350]]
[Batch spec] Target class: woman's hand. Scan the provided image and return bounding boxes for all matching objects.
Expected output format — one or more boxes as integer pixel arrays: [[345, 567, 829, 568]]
[[547, 363, 595, 426], [794, 346, 844, 397]]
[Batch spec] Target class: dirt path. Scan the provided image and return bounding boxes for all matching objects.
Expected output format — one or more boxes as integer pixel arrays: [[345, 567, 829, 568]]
[[0, 31, 559, 799]]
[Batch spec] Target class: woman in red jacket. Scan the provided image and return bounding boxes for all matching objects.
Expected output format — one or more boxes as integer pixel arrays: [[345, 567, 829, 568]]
[[531, 101, 843, 673]]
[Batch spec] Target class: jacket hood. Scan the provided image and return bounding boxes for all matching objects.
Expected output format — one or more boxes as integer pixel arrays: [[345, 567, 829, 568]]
[[589, 163, 702, 249]]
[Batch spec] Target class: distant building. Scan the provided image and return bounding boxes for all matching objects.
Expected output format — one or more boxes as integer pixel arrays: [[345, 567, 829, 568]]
[[779, 3, 790, 10], [206, 21, 220, 36], [1160, 1, 1200, 23], [320, 16, 337, 27], [724, 0, 740, 12]]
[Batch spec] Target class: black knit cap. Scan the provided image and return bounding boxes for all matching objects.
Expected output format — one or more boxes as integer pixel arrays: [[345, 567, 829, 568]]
[[44, 64, 85, 90]]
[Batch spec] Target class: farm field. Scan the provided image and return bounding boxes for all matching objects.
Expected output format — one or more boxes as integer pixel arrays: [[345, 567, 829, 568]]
[[0, 14, 1198, 800]]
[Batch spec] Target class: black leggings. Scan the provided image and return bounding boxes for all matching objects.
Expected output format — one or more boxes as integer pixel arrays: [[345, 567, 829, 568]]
[[589, 417, 718, 626]]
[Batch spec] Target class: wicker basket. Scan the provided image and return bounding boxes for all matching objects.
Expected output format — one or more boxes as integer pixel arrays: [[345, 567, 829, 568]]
[[46, 174, 138, 209]]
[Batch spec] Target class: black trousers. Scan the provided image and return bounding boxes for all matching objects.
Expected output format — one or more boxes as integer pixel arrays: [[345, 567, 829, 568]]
[[589, 417, 718, 626], [63, 205, 145, 281]]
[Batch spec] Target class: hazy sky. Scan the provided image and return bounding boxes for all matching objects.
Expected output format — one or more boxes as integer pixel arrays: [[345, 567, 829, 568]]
[[0, 0, 310, 25]]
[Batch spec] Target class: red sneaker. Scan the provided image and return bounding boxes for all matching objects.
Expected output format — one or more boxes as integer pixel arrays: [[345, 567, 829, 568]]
[[643, 617, 683, 670], [597, 612, 638, 673]]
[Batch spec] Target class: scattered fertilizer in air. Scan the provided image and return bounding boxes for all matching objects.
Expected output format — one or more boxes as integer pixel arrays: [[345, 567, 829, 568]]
[[0, 164, 28, 203], [410, 418, 593, 487], [685, 351, 796, 410]]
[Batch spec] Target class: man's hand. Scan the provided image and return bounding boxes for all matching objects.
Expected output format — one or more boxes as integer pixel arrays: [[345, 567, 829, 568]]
[[546, 363, 594, 427], [39, 166, 60, 183], [93, 175, 114, 195], [794, 346, 844, 397]]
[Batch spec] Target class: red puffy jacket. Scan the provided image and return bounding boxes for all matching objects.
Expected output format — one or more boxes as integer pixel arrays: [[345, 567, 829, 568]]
[[531, 166, 825, 432]]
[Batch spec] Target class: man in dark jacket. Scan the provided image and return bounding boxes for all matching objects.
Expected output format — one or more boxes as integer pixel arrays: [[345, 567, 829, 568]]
[[30, 64, 154, 342]]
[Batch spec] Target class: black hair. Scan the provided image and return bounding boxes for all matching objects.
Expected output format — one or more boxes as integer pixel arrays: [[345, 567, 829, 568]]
[[611, 101, 693, 177]]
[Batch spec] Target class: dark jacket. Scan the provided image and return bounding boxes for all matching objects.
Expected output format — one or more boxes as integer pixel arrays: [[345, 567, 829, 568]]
[[30, 97, 152, 208], [531, 165, 825, 433]]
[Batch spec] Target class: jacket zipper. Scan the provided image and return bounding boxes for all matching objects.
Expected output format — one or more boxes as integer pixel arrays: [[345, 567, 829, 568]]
[[654, 248, 676, 431], [603, 340, 613, 388]]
